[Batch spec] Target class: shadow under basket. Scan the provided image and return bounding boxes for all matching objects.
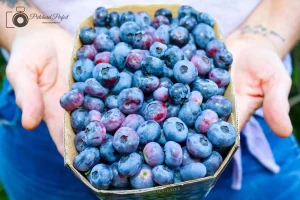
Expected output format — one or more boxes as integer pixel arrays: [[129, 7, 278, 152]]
[[64, 4, 240, 200]]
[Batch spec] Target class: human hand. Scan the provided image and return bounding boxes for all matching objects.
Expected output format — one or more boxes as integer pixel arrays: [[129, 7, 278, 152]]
[[226, 33, 292, 137], [6, 26, 74, 156]]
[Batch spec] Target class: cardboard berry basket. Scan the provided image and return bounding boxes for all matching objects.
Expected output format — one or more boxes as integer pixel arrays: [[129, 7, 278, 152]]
[[64, 4, 240, 200]]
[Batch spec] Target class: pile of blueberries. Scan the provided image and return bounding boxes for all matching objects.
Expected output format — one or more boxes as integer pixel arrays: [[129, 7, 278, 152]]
[[60, 5, 236, 190]]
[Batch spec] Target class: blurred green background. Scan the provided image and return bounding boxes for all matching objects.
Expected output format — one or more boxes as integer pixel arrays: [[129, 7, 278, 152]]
[[0, 46, 299, 199]]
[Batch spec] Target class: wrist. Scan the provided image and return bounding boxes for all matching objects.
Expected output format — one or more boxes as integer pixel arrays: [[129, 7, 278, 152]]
[[226, 27, 282, 56]]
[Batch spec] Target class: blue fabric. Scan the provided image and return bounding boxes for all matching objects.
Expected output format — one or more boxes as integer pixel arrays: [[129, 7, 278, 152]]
[[0, 77, 299, 200]]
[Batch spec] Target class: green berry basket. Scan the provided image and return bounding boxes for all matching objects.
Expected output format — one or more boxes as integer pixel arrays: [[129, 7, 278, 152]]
[[64, 4, 240, 200]]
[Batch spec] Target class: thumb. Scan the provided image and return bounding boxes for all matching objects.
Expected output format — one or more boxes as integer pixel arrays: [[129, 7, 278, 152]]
[[262, 67, 292, 138], [6, 62, 44, 130]]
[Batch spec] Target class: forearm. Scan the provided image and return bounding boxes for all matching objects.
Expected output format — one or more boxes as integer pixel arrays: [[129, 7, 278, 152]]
[[0, 1, 53, 51], [228, 0, 300, 58]]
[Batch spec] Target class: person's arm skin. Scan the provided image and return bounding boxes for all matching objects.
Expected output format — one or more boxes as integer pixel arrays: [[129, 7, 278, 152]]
[[226, 0, 300, 137], [0, 0, 73, 156]]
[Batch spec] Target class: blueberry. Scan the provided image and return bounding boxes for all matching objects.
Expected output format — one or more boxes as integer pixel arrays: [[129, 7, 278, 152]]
[[142, 101, 167, 123], [206, 95, 232, 117], [110, 162, 129, 188], [164, 141, 183, 168], [156, 130, 167, 145], [89, 164, 113, 190], [208, 68, 230, 87], [72, 59, 94, 82], [105, 95, 118, 109], [133, 73, 160, 94], [121, 114, 145, 131], [178, 101, 201, 127], [152, 15, 170, 29], [197, 12, 214, 27], [188, 91, 203, 104], [79, 27, 97, 45], [130, 164, 154, 189], [153, 25, 170, 44], [94, 27, 109, 35], [170, 26, 189, 48], [141, 56, 164, 76], [84, 78, 109, 99], [108, 11, 120, 27], [163, 117, 188, 143], [120, 11, 136, 25], [191, 55, 211, 76], [83, 95, 104, 112], [194, 109, 219, 134], [207, 121, 236, 148], [94, 52, 111, 65], [202, 151, 223, 176], [137, 120, 161, 145], [192, 79, 218, 100], [135, 12, 152, 27], [168, 83, 190, 104], [60, 89, 84, 111], [153, 87, 168, 102], [94, 7, 108, 26], [161, 65, 174, 78], [113, 127, 139, 154], [217, 87, 225, 95], [179, 16, 197, 31], [71, 82, 85, 94], [111, 72, 132, 94], [173, 60, 198, 84], [85, 110, 102, 127], [155, 8, 173, 22], [195, 49, 207, 57], [178, 5, 198, 20], [170, 16, 178, 30], [173, 166, 182, 183], [192, 24, 216, 49], [125, 49, 146, 71], [181, 43, 197, 60], [118, 152, 142, 176], [74, 131, 88, 152], [71, 108, 88, 133], [182, 147, 201, 166], [101, 108, 125, 132], [109, 27, 121, 44], [73, 147, 100, 172], [142, 26, 156, 34], [94, 33, 115, 52], [206, 39, 226, 58], [85, 121, 106, 146], [109, 42, 131, 70], [164, 46, 184, 68], [186, 134, 212, 159], [77, 45, 97, 60], [159, 77, 173, 89], [117, 87, 144, 114], [120, 21, 140, 44], [213, 49, 233, 69], [100, 136, 122, 163], [132, 31, 154, 50], [152, 165, 174, 185], [143, 142, 164, 167], [180, 162, 206, 181], [165, 102, 181, 119], [149, 42, 167, 59], [93, 63, 119, 88]]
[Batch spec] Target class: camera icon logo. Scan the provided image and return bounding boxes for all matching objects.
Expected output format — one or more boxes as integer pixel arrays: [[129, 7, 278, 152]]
[[6, 6, 29, 28]]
